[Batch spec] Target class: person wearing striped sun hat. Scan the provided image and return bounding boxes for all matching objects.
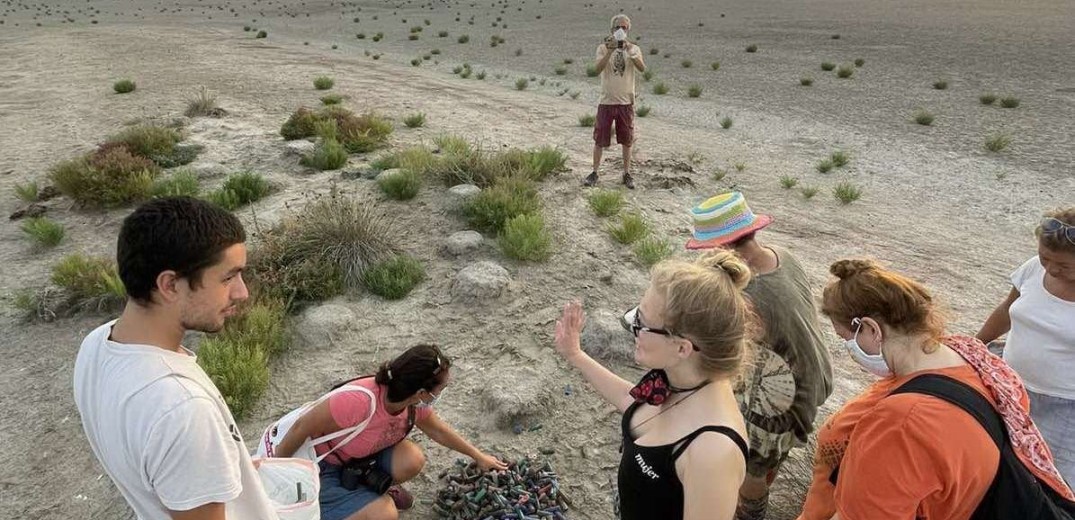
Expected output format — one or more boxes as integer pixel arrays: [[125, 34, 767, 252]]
[[687, 191, 834, 520]]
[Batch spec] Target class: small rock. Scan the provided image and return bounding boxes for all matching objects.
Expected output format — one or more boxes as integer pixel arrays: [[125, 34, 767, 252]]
[[581, 309, 634, 362], [375, 168, 403, 182], [451, 261, 510, 302], [481, 365, 554, 430], [284, 140, 316, 156], [447, 184, 481, 200], [294, 303, 356, 348], [9, 203, 47, 221], [191, 162, 228, 179], [38, 185, 60, 201], [444, 231, 483, 256], [340, 166, 375, 180]]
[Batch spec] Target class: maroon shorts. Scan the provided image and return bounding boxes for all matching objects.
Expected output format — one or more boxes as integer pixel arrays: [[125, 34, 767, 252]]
[[593, 104, 634, 148]]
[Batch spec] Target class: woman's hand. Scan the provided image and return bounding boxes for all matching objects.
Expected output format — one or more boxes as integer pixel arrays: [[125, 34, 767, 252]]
[[473, 452, 509, 472], [554, 301, 587, 361]]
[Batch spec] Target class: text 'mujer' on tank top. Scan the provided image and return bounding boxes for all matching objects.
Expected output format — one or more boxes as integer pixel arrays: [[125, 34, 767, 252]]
[[617, 401, 749, 520]]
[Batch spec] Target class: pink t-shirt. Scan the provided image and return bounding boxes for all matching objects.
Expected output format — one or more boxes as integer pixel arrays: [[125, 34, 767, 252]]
[[313, 377, 432, 464]]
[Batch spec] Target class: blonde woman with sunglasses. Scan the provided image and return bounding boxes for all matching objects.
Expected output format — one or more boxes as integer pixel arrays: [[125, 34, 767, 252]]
[[978, 207, 1075, 485]]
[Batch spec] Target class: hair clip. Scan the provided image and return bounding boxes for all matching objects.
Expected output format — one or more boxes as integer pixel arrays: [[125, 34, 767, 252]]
[[387, 369, 393, 381]]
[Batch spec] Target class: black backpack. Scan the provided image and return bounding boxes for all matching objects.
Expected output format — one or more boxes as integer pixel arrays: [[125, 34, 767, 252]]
[[831, 374, 1075, 519]]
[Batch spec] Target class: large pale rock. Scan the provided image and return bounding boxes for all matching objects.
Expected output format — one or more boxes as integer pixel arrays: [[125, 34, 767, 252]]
[[294, 303, 356, 348], [284, 140, 316, 156], [451, 261, 510, 302], [447, 184, 481, 200], [480, 366, 554, 429], [581, 309, 634, 362], [444, 231, 483, 256]]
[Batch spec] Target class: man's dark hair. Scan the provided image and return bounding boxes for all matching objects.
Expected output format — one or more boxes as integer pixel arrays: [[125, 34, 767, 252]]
[[117, 197, 246, 305]]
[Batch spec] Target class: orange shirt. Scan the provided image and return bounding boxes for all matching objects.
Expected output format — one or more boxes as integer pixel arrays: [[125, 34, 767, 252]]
[[799, 365, 1004, 520]]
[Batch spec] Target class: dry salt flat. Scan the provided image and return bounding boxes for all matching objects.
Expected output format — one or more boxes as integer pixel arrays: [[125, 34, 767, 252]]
[[0, 0, 1072, 518]]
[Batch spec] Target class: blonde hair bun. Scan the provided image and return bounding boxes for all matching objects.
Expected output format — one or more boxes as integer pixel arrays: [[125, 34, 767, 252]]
[[697, 250, 752, 290], [829, 259, 877, 280]]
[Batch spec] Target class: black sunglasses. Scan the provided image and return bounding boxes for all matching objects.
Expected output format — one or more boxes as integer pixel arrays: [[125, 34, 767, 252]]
[[1042, 218, 1075, 246], [621, 306, 674, 338]]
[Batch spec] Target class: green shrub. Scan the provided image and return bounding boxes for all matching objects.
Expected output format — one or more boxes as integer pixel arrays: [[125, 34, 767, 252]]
[[218, 295, 290, 356], [681, 59, 693, 68], [499, 213, 552, 261], [914, 109, 935, 126], [586, 64, 598, 77], [636, 105, 652, 117], [649, 47, 659, 55], [207, 188, 242, 211], [403, 112, 426, 128], [554, 65, 567, 75], [821, 62, 835, 71], [779, 175, 799, 189], [49, 148, 158, 207], [377, 168, 423, 200], [313, 76, 335, 90], [220, 171, 272, 206], [836, 65, 854, 78], [301, 139, 348, 170], [463, 175, 540, 233], [979, 94, 997, 105], [458, 34, 470, 43], [984, 133, 1012, 152], [734, 162, 747, 172], [816, 159, 834, 173], [687, 84, 703, 98], [439, 30, 449, 37], [800, 186, 819, 199], [151, 170, 200, 198], [320, 94, 344, 105], [933, 80, 948, 90], [113, 79, 136, 94], [280, 107, 320, 140], [854, 58, 865, 67], [745, 44, 758, 53], [434, 134, 471, 156], [579, 114, 596, 127], [587, 189, 624, 217], [256, 30, 267, 38], [833, 182, 863, 204], [642, 69, 655, 82], [21, 217, 65, 248], [800, 77, 814, 86], [710, 61, 720, 71], [13, 181, 38, 202], [362, 254, 425, 299], [831, 150, 850, 167], [713, 169, 728, 181], [720, 117, 733, 129], [633, 237, 674, 267], [527, 146, 568, 180], [1000, 96, 1020, 108], [653, 82, 669, 95], [607, 212, 650, 245], [52, 253, 126, 309], [515, 78, 529, 90], [197, 336, 268, 419], [108, 125, 184, 162]]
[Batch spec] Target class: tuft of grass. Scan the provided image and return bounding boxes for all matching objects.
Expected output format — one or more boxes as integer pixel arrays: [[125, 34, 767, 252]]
[[720, 117, 734, 129], [439, 30, 449, 37], [653, 82, 669, 95], [21, 217, 65, 248], [377, 168, 423, 200], [151, 170, 200, 198], [300, 138, 348, 171], [800, 186, 819, 199], [458, 34, 470, 43], [433, 134, 471, 156], [313, 76, 335, 90], [681, 59, 693, 68], [734, 162, 747, 172], [607, 212, 650, 245], [710, 61, 721, 71], [568, 90, 579, 99], [713, 169, 728, 181], [821, 62, 836, 71], [816, 159, 834, 173], [579, 114, 596, 127], [833, 182, 863, 204], [14, 181, 38, 202], [403, 112, 426, 128], [362, 254, 425, 299], [913, 109, 935, 126], [49, 148, 158, 207], [554, 65, 567, 75], [745, 44, 758, 53], [636, 105, 652, 117], [831, 150, 850, 168], [586, 64, 599, 77], [185, 86, 222, 117], [587, 189, 625, 217], [113, 79, 136, 94], [207, 171, 272, 210], [979, 93, 997, 105], [1000, 96, 1020, 108], [526, 146, 568, 180], [217, 295, 290, 356], [779, 175, 799, 189], [650, 47, 659, 55], [984, 133, 1012, 152], [836, 65, 854, 79], [197, 336, 268, 420], [462, 175, 541, 234], [498, 213, 552, 262], [476, 70, 487, 80], [642, 69, 655, 81], [515, 78, 529, 90], [933, 80, 948, 90], [854, 58, 865, 67], [256, 30, 267, 38], [52, 253, 126, 309], [408, 33, 419, 41], [107, 125, 186, 164], [800, 77, 814, 86], [633, 237, 674, 267], [687, 84, 703, 98], [411, 58, 422, 66]]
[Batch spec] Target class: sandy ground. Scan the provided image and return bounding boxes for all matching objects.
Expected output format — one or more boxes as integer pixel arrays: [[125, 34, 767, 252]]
[[1, 0, 1073, 518]]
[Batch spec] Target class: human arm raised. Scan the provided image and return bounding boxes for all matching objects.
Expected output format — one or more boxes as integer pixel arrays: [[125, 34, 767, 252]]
[[594, 41, 615, 73], [625, 42, 645, 72], [416, 412, 508, 471], [976, 287, 1018, 344], [553, 301, 635, 413]]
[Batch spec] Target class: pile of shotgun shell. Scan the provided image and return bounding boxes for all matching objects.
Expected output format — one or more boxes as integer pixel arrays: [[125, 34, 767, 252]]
[[433, 457, 571, 520]]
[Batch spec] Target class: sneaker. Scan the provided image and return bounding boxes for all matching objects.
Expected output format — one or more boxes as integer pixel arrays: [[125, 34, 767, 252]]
[[622, 172, 635, 190], [387, 485, 414, 510], [582, 171, 598, 187]]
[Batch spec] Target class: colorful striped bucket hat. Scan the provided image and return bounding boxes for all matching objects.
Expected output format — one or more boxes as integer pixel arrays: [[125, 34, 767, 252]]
[[685, 191, 773, 249]]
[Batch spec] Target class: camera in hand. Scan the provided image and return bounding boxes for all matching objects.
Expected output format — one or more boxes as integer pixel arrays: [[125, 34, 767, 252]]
[[617, 40, 624, 49], [340, 457, 393, 494]]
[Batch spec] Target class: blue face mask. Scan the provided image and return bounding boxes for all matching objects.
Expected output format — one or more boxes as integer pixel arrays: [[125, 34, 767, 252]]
[[416, 388, 443, 409], [845, 318, 893, 378]]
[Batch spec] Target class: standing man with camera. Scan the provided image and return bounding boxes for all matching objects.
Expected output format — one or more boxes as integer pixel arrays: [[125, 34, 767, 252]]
[[583, 14, 645, 190]]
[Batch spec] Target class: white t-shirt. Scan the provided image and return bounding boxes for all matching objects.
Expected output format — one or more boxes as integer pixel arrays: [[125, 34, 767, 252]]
[[596, 42, 641, 105], [1003, 257, 1075, 399], [73, 320, 277, 519]]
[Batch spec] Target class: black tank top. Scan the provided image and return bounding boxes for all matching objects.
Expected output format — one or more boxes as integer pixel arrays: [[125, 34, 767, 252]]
[[617, 401, 749, 520]]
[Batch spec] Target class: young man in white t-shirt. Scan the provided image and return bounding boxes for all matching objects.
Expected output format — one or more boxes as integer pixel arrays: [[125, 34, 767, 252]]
[[978, 207, 1075, 485], [73, 197, 277, 520]]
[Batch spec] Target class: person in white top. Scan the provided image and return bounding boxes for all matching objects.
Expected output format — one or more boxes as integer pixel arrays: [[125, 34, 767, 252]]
[[73, 196, 277, 520], [978, 207, 1075, 484]]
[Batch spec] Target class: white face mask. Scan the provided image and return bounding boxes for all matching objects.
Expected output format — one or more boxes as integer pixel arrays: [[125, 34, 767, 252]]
[[613, 28, 627, 41], [845, 318, 893, 378], [416, 388, 443, 409]]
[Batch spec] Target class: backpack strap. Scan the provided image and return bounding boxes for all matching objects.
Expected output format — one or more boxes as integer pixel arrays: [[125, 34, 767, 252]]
[[309, 385, 378, 463], [889, 374, 1006, 449], [670, 426, 749, 463]]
